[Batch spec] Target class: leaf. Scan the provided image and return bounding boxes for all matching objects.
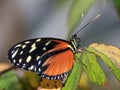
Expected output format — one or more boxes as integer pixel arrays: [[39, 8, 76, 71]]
[[0, 71, 17, 90], [68, 0, 95, 33], [22, 71, 40, 89], [62, 53, 83, 90], [113, 0, 120, 15], [90, 43, 120, 68], [89, 43, 120, 81], [0, 63, 17, 90], [78, 72, 90, 90], [82, 50, 106, 86], [54, 0, 68, 8]]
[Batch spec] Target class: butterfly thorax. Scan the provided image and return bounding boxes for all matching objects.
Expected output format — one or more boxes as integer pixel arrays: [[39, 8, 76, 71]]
[[69, 35, 81, 53]]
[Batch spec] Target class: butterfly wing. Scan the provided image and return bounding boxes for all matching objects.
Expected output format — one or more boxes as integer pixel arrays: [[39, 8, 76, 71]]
[[38, 49, 74, 79], [35, 46, 74, 79], [8, 38, 74, 79]]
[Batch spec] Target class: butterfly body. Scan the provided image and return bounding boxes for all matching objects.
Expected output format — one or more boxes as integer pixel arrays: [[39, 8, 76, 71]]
[[8, 35, 80, 80]]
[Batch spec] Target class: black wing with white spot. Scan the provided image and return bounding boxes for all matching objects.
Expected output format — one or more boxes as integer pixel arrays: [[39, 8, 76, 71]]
[[8, 38, 70, 72]]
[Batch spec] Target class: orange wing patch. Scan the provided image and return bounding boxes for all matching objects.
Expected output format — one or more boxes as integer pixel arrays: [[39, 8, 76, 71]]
[[43, 50, 74, 76]]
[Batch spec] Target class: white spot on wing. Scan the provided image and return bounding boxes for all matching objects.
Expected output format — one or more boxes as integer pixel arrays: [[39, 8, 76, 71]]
[[29, 43, 36, 53], [17, 63, 19, 66], [36, 56, 40, 60], [31, 43, 36, 47], [51, 77, 53, 80], [19, 59, 22, 63], [34, 67, 37, 71], [26, 56, 32, 63], [38, 68, 41, 72], [47, 77, 50, 79], [11, 50, 15, 54], [43, 47, 46, 50], [45, 41, 51, 46], [15, 44, 22, 48], [28, 65, 35, 70], [12, 49, 19, 58], [22, 45, 26, 49], [41, 75, 45, 77], [38, 60, 41, 65], [57, 76, 60, 79], [20, 51, 23, 55], [54, 77, 56, 80], [36, 39, 41, 42], [13, 59, 16, 63], [22, 63, 26, 68], [61, 75, 63, 78], [25, 41, 30, 44]]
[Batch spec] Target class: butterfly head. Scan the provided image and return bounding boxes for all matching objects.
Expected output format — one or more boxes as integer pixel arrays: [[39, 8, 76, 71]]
[[70, 35, 81, 53]]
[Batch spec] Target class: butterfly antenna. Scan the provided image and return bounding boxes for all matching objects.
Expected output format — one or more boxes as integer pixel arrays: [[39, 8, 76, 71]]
[[75, 14, 100, 35]]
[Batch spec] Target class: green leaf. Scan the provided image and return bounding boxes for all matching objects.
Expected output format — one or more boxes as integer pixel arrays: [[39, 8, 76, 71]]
[[88, 45, 120, 81], [54, 0, 68, 7], [0, 71, 17, 90], [114, 0, 120, 6], [82, 49, 106, 86], [14, 71, 40, 90], [113, 0, 120, 17], [62, 53, 83, 90], [68, 0, 95, 33]]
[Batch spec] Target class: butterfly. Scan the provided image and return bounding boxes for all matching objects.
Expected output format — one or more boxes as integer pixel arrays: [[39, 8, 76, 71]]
[[8, 35, 81, 80], [8, 13, 100, 80]]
